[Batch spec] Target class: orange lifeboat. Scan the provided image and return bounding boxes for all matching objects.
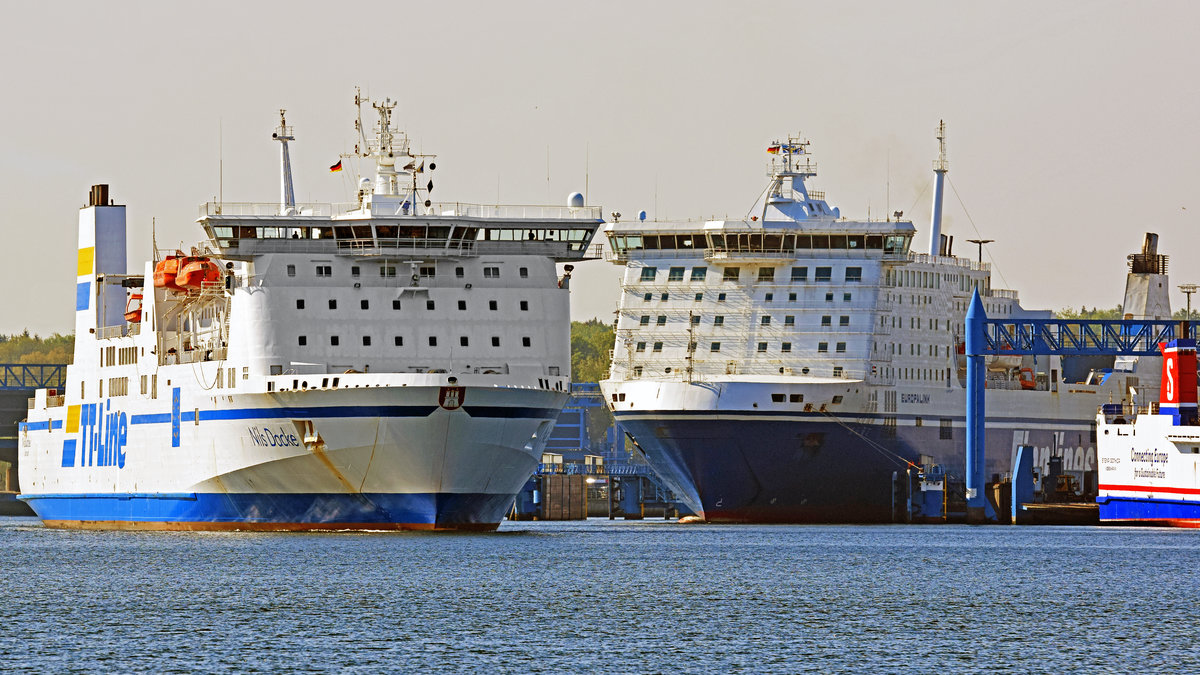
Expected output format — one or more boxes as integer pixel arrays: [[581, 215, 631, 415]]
[[124, 293, 143, 323], [1019, 367, 1037, 390], [176, 257, 222, 288], [154, 255, 184, 291]]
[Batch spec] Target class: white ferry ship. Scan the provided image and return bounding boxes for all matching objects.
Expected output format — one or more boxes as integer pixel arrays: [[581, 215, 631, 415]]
[[599, 125, 1168, 522], [1097, 338, 1200, 526], [17, 96, 601, 530]]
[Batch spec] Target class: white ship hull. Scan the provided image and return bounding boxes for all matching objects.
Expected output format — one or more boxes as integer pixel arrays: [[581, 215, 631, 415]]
[[20, 377, 565, 530]]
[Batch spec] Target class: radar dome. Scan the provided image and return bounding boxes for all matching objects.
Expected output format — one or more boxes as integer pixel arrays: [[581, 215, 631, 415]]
[[567, 192, 585, 209]]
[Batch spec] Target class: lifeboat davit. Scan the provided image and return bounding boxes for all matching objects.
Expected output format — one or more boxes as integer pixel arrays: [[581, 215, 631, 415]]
[[176, 257, 222, 289], [153, 255, 184, 291], [124, 293, 143, 323]]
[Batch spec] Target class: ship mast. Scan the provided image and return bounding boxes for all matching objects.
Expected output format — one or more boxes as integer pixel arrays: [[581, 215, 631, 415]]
[[273, 109, 297, 215], [928, 120, 948, 256]]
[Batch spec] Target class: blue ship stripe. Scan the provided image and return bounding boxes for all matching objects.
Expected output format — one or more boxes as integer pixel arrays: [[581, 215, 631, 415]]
[[25, 421, 51, 431], [612, 409, 1092, 426], [462, 406, 561, 419], [1098, 495, 1200, 522], [20, 491, 516, 527], [129, 405, 440, 426]]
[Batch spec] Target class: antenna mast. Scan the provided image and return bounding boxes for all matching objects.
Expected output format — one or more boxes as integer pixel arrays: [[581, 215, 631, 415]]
[[273, 110, 297, 215], [928, 120, 949, 256]]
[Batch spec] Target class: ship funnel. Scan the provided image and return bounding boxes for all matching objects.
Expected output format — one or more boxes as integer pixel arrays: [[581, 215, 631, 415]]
[[1122, 232, 1171, 319], [928, 120, 948, 257], [1159, 339, 1198, 425], [89, 184, 109, 207]]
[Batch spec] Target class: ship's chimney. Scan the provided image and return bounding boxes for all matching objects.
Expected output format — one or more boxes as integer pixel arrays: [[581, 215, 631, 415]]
[[928, 120, 948, 257], [89, 184, 109, 207]]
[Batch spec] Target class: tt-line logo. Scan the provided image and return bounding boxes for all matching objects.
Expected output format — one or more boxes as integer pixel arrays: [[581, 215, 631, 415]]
[[61, 400, 129, 469]]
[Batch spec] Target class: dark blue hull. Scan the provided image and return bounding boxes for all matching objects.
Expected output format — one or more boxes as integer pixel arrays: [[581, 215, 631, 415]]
[[616, 411, 1094, 523], [20, 491, 515, 531]]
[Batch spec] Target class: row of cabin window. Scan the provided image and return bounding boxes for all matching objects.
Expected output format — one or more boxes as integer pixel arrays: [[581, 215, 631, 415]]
[[636, 314, 852, 327], [297, 335, 534, 348], [639, 266, 862, 283], [628, 365, 847, 378], [634, 341, 848, 353], [295, 298, 531, 312], [291, 264, 527, 279], [642, 291, 854, 303]]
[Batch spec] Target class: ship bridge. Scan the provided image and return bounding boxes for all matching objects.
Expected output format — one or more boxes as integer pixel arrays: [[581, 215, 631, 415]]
[[199, 201, 601, 263]]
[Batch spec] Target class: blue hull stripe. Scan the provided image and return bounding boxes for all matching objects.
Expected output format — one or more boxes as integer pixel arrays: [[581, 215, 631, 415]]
[[21, 420, 63, 432], [613, 409, 1092, 426], [130, 405, 439, 426], [1098, 495, 1200, 523], [21, 491, 517, 527], [462, 406, 560, 419]]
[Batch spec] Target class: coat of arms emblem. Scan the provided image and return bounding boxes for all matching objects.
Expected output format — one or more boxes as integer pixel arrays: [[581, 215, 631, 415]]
[[438, 386, 465, 410]]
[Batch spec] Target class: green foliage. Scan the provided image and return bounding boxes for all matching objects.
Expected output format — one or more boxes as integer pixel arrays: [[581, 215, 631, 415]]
[[571, 319, 614, 383], [1054, 305, 1123, 320], [0, 332, 74, 364]]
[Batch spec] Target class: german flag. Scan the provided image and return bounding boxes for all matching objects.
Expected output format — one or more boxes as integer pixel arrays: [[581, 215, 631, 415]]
[[329, 160, 343, 173]]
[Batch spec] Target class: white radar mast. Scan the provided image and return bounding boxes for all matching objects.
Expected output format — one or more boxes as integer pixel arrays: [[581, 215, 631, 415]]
[[273, 109, 297, 215]]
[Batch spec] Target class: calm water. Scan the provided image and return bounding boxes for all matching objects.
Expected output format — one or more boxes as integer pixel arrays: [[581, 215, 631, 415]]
[[1, 517, 1197, 673]]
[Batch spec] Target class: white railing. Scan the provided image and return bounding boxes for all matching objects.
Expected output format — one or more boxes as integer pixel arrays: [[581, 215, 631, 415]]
[[200, 201, 602, 221], [97, 323, 140, 340]]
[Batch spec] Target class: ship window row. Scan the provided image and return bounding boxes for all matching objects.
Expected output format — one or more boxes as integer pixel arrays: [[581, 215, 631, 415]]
[[638, 266, 861, 284], [612, 233, 910, 254], [630, 340, 846, 355], [286, 262, 531, 281], [294, 298, 530, 312], [634, 314, 850, 328], [638, 290, 847, 304], [298, 335, 534, 348]]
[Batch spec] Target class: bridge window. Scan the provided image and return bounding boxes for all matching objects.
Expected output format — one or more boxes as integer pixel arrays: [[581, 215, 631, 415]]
[[723, 267, 740, 281], [520, 301, 529, 311], [691, 315, 701, 325], [691, 267, 707, 281], [380, 266, 396, 278], [761, 316, 771, 326], [784, 316, 795, 326], [394, 336, 403, 346], [643, 293, 652, 302], [298, 336, 307, 346], [361, 300, 369, 310], [297, 299, 305, 310], [640, 316, 650, 326], [791, 267, 808, 281], [782, 342, 792, 352], [489, 300, 498, 311], [668, 267, 685, 281], [821, 316, 832, 327], [520, 267, 529, 278], [363, 336, 372, 346], [815, 267, 833, 282], [636, 342, 646, 352], [758, 267, 775, 282], [420, 266, 436, 278], [818, 342, 829, 353], [840, 316, 849, 327], [316, 265, 332, 277], [429, 336, 438, 347], [757, 342, 767, 353], [710, 342, 721, 352], [653, 342, 663, 353], [714, 316, 724, 326], [522, 337, 531, 347], [640, 267, 657, 281], [458, 300, 467, 311], [656, 316, 667, 326], [329, 299, 337, 310], [484, 267, 500, 278], [426, 300, 436, 310], [836, 342, 846, 353], [330, 336, 339, 346], [351, 266, 360, 278], [460, 336, 469, 347], [287, 265, 296, 277], [491, 337, 501, 347], [393, 300, 401, 310]]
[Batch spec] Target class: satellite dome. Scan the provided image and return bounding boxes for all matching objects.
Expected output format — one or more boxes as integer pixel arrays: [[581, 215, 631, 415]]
[[567, 192, 585, 209], [638, 210, 647, 222]]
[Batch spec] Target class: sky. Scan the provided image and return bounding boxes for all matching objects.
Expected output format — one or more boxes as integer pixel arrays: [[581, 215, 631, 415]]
[[2, 0, 1198, 336]]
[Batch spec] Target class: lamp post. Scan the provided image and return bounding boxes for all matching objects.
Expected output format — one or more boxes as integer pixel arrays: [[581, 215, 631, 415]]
[[1180, 283, 1198, 322]]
